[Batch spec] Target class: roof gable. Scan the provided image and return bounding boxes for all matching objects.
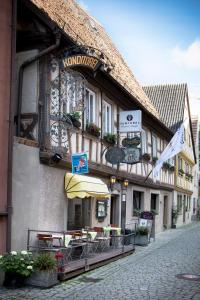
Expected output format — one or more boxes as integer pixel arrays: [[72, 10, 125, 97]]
[[143, 84, 187, 133]]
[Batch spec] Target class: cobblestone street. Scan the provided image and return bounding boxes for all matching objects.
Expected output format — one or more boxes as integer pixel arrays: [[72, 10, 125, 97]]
[[1, 222, 200, 300]]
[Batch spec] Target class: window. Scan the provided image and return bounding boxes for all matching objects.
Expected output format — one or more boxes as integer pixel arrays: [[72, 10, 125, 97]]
[[133, 191, 143, 215], [152, 135, 157, 158], [141, 130, 147, 154], [151, 194, 158, 212], [86, 89, 96, 124], [102, 101, 112, 134]]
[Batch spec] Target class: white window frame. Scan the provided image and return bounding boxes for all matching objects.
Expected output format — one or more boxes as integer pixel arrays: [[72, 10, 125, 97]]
[[86, 88, 96, 124], [102, 100, 112, 134], [152, 134, 157, 158], [141, 129, 147, 154]]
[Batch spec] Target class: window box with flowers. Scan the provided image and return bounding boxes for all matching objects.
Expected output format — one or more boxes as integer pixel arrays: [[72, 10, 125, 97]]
[[162, 162, 171, 170], [86, 123, 101, 138], [178, 168, 184, 176], [0, 250, 34, 288], [152, 157, 158, 165], [65, 112, 82, 129], [141, 153, 151, 162], [103, 133, 117, 145]]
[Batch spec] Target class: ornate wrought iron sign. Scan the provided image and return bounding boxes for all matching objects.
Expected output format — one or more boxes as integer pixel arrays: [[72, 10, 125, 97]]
[[63, 55, 101, 71], [122, 148, 140, 164], [122, 137, 141, 147]]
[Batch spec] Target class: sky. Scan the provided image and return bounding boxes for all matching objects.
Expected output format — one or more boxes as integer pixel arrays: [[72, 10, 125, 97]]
[[77, 0, 200, 116]]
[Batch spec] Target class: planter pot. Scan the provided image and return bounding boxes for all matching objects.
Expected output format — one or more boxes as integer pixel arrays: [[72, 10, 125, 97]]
[[3, 272, 26, 288], [26, 270, 58, 288], [72, 120, 81, 128], [135, 234, 149, 246]]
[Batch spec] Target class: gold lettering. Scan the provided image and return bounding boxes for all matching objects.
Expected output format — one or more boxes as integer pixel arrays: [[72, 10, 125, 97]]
[[63, 55, 99, 69]]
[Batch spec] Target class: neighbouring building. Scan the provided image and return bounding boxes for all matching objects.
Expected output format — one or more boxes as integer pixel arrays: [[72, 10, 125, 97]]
[[0, 0, 14, 254], [144, 84, 198, 227], [4, 0, 180, 252]]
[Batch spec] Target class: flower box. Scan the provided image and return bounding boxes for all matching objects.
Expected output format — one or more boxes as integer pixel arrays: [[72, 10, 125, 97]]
[[26, 270, 58, 288]]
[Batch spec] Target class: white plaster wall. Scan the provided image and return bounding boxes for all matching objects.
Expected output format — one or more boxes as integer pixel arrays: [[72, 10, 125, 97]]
[[11, 141, 67, 250]]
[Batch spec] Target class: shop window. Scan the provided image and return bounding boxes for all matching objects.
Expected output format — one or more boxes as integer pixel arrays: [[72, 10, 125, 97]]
[[86, 88, 96, 124], [102, 100, 112, 134], [133, 191, 143, 216]]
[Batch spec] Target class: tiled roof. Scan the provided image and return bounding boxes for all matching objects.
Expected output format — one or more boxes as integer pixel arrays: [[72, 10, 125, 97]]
[[30, 0, 159, 118], [143, 84, 187, 133]]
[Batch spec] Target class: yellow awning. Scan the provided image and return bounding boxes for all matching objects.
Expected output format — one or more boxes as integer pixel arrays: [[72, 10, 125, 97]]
[[65, 173, 110, 199]]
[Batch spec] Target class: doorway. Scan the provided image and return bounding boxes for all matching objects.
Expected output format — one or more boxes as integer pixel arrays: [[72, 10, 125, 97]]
[[163, 196, 168, 229], [110, 195, 119, 226], [183, 195, 186, 223], [67, 198, 91, 229]]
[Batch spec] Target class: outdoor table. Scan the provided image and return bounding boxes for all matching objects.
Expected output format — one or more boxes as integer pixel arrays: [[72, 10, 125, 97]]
[[103, 226, 121, 235]]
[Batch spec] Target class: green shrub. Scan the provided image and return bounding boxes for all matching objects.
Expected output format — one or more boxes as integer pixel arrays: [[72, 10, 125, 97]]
[[0, 251, 34, 277], [33, 254, 56, 271], [136, 226, 149, 236]]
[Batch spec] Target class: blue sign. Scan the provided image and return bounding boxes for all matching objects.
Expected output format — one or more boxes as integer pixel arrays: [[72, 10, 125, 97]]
[[71, 153, 88, 174]]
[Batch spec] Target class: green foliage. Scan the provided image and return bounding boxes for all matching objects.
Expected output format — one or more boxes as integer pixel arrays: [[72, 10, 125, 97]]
[[172, 208, 179, 224], [103, 133, 117, 145], [178, 168, 184, 175], [136, 226, 149, 236], [152, 157, 158, 164], [33, 254, 56, 271], [133, 209, 141, 217], [142, 153, 151, 161], [151, 209, 158, 215], [162, 162, 171, 170], [0, 251, 34, 277], [86, 123, 101, 137]]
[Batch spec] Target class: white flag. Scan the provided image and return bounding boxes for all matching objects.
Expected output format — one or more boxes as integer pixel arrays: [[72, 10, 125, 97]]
[[152, 119, 187, 182]]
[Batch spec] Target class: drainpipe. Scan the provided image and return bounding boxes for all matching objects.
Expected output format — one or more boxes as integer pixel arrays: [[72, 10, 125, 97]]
[[17, 31, 61, 136]]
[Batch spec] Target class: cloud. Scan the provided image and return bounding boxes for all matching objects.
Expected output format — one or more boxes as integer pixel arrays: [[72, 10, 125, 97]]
[[171, 40, 200, 69]]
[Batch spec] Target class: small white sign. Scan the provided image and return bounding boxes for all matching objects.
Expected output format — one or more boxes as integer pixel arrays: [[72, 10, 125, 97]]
[[119, 110, 141, 132]]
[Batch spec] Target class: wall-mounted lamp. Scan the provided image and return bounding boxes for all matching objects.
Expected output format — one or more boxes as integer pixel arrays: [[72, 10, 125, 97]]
[[123, 179, 129, 189], [110, 176, 116, 185], [50, 153, 62, 165], [110, 176, 116, 190]]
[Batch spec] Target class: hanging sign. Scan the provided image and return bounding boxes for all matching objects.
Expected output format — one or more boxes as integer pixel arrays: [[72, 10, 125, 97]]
[[105, 147, 125, 165], [122, 148, 140, 164], [119, 110, 142, 132], [71, 152, 88, 174], [63, 55, 101, 71]]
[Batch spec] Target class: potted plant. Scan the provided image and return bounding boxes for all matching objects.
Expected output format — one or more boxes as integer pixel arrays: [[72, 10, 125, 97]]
[[133, 209, 141, 217], [172, 208, 179, 228], [141, 153, 151, 162], [86, 123, 101, 138], [0, 250, 34, 288], [162, 162, 170, 170], [152, 157, 158, 164], [65, 112, 81, 128], [26, 253, 58, 288], [169, 165, 175, 172], [178, 168, 184, 176], [135, 226, 149, 246], [103, 133, 117, 145]]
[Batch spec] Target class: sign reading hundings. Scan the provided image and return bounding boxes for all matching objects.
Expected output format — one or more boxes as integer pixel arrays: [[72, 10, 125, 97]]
[[63, 55, 100, 70]]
